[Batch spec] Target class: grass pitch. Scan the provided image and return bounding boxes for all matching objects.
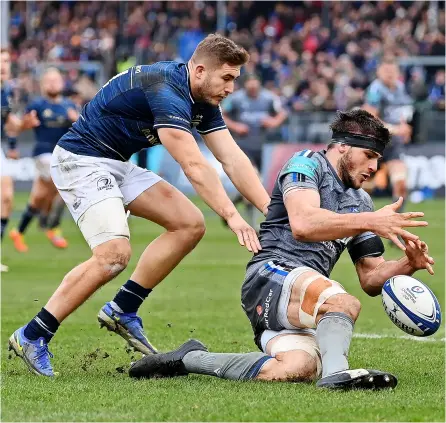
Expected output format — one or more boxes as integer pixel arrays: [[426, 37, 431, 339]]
[[1, 193, 444, 422]]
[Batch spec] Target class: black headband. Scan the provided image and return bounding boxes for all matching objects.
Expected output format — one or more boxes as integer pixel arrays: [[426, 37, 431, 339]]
[[331, 131, 386, 155]]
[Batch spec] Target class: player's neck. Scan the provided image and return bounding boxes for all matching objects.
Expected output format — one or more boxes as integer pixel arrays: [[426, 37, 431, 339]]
[[325, 149, 343, 181], [186, 61, 197, 102]]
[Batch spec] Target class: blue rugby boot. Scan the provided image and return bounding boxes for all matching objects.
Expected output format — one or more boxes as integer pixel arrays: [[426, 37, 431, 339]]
[[98, 302, 157, 355], [8, 326, 55, 377]]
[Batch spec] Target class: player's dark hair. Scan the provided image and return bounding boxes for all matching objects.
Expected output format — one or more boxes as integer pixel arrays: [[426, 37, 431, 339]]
[[0, 47, 9, 54], [329, 109, 391, 148], [192, 34, 249, 67]]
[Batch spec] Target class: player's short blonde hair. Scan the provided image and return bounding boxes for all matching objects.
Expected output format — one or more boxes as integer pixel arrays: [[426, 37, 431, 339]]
[[191, 34, 249, 68]]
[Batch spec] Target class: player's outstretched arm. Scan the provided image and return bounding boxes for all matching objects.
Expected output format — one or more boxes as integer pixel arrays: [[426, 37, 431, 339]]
[[355, 240, 434, 296], [286, 192, 427, 249], [202, 129, 270, 215], [158, 127, 261, 253]]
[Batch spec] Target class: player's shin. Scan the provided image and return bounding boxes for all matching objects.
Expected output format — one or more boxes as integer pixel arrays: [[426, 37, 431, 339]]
[[183, 350, 271, 380], [316, 312, 354, 378]]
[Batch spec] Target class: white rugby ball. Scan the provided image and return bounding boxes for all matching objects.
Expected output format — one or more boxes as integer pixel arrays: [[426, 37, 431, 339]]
[[382, 275, 441, 337]]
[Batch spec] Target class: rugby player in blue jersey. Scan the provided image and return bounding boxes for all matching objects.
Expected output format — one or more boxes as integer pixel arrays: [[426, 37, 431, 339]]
[[9, 34, 271, 376], [129, 110, 433, 390], [1, 48, 39, 272], [10, 68, 79, 252]]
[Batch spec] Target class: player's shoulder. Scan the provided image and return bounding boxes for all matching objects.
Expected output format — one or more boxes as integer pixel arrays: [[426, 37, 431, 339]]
[[280, 149, 322, 178], [354, 188, 374, 211], [138, 61, 187, 86]]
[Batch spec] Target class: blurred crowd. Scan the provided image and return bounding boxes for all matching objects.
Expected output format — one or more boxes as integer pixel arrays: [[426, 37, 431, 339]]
[[6, 1, 446, 112]]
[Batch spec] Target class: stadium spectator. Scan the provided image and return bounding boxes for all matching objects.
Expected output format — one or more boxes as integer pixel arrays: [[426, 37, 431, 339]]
[[429, 69, 445, 110]]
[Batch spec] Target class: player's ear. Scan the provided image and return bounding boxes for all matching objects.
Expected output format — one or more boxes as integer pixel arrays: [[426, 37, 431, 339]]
[[338, 143, 349, 154], [195, 64, 206, 80]]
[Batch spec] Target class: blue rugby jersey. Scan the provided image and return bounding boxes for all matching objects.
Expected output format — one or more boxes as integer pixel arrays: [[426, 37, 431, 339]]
[[25, 96, 76, 156], [58, 62, 227, 161]]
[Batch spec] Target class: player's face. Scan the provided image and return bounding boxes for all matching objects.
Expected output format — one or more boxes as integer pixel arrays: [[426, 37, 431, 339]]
[[41, 71, 64, 98], [378, 64, 399, 87], [0, 51, 11, 83], [338, 147, 380, 189], [244, 79, 260, 97], [197, 63, 241, 106]]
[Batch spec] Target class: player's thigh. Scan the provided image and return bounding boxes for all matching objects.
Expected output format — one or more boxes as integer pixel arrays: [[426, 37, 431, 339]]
[[34, 153, 53, 182], [51, 146, 129, 249], [123, 166, 205, 232], [285, 268, 348, 328], [1, 175, 14, 212], [258, 331, 321, 381], [386, 159, 407, 184]]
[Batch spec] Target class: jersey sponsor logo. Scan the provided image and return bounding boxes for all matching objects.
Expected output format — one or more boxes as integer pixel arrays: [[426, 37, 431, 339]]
[[141, 128, 160, 146], [280, 155, 317, 179], [263, 289, 274, 329], [350, 207, 359, 213], [97, 176, 114, 191], [167, 115, 189, 124], [73, 197, 82, 211]]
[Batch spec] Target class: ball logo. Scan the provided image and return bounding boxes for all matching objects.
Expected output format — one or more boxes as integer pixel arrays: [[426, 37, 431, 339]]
[[97, 177, 113, 191], [411, 286, 425, 294]]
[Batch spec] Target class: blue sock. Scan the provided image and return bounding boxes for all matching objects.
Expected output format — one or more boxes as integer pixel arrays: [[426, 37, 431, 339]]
[[18, 204, 39, 234], [24, 308, 60, 343], [1, 218, 8, 240], [112, 280, 152, 314]]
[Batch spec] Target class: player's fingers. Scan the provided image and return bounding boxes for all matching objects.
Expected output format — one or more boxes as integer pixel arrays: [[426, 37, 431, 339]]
[[426, 263, 434, 275], [390, 234, 406, 251], [407, 240, 416, 250], [397, 229, 419, 242], [241, 230, 254, 252], [234, 230, 245, 247], [402, 220, 428, 227], [401, 211, 425, 219], [428, 256, 435, 265], [390, 196, 403, 210], [252, 230, 262, 251]]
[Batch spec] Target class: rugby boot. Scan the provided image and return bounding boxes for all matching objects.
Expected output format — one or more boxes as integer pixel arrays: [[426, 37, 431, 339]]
[[129, 339, 208, 379], [316, 368, 397, 390], [98, 302, 157, 355]]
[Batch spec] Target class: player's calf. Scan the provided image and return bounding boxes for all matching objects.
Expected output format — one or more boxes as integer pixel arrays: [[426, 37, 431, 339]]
[[257, 349, 317, 382]]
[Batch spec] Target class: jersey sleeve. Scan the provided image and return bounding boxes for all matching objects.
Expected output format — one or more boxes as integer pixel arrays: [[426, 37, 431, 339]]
[[365, 82, 383, 109], [277, 151, 321, 196], [144, 82, 192, 134], [196, 105, 227, 135]]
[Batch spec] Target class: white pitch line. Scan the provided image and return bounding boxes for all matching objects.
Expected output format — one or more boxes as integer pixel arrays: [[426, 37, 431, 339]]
[[354, 333, 445, 343]]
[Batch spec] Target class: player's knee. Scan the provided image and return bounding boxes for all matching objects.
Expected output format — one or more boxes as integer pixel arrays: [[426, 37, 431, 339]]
[[258, 350, 318, 382], [325, 293, 361, 322], [93, 239, 132, 279], [174, 209, 206, 244]]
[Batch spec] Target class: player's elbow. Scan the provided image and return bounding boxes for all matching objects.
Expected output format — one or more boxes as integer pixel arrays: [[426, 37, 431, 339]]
[[360, 279, 382, 297], [181, 160, 208, 181], [290, 221, 313, 242]]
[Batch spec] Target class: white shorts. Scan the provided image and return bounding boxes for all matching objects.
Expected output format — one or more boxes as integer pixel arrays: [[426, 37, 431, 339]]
[[1, 148, 13, 178], [51, 145, 162, 223], [34, 153, 53, 181]]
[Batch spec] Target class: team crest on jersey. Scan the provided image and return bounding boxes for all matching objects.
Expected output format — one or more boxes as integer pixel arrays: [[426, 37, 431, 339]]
[[43, 109, 53, 118], [191, 114, 203, 127]]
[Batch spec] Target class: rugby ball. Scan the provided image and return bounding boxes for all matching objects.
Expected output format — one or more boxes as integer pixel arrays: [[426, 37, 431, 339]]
[[382, 275, 441, 337]]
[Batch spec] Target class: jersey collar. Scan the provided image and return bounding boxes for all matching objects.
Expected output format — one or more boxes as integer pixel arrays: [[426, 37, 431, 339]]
[[319, 150, 347, 191], [185, 63, 195, 104]]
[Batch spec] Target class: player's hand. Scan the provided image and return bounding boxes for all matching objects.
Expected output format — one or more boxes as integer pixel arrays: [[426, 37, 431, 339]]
[[392, 121, 412, 143], [22, 111, 40, 129], [6, 149, 20, 160], [371, 197, 428, 250], [235, 123, 249, 136], [226, 213, 262, 254], [67, 108, 79, 122], [4, 114, 23, 136], [404, 239, 434, 275], [261, 117, 277, 129]]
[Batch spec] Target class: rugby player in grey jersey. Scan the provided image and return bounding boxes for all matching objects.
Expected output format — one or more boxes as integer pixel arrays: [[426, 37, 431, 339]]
[[129, 110, 434, 390]]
